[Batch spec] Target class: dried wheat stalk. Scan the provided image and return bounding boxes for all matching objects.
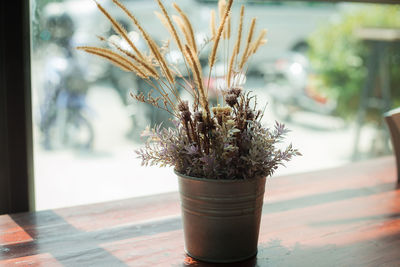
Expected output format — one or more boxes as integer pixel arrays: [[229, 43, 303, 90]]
[[155, 0, 184, 54], [94, 0, 144, 60], [79, 0, 270, 127], [172, 16, 192, 50], [250, 29, 268, 55], [185, 45, 210, 119], [235, 5, 245, 55], [173, 3, 197, 53], [218, 0, 226, 20], [97, 35, 159, 78], [210, 9, 216, 40], [226, 14, 231, 39], [227, 43, 237, 87], [239, 17, 256, 69], [77, 46, 148, 78], [112, 0, 175, 86], [208, 0, 233, 70]]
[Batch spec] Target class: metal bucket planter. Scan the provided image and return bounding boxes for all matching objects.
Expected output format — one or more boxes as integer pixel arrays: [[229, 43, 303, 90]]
[[177, 172, 266, 263]]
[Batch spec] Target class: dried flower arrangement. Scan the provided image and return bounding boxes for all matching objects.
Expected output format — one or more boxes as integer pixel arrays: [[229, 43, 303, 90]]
[[78, 0, 301, 180]]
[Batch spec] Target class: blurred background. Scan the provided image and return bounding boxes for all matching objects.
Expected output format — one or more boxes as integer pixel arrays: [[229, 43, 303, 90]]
[[30, 0, 400, 210]]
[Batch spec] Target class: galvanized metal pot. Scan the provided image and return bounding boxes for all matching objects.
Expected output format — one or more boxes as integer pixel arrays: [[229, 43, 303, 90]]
[[177, 172, 266, 263]]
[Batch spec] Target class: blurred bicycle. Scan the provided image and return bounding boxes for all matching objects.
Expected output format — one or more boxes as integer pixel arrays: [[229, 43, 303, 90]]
[[39, 11, 94, 150]]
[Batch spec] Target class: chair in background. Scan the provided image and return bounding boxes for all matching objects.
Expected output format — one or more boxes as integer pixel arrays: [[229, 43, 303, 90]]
[[385, 107, 400, 184], [352, 28, 400, 159]]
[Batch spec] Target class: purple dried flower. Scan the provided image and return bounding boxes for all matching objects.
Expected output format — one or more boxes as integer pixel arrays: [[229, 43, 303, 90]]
[[135, 91, 300, 180], [186, 145, 198, 155]]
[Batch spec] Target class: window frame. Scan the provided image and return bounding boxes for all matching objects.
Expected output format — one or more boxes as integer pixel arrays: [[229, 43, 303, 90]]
[[0, 1, 35, 214]]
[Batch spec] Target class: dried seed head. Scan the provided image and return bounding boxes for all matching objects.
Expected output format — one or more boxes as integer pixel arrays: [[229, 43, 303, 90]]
[[217, 113, 223, 125], [229, 87, 242, 97], [221, 107, 232, 116], [211, 106, 220, 115], [225, 94, 238, 107], [181, 110, 192, 122], [226, 119, 235, 127], [210, 9, 216, 40], [246, 109, 255, 120], [197, 122, 205, 132], [178, 100, 189, 112], [208, 0, 234, 69], [212, 106, 232, 115], [194, 111, 203, 122], [218, 0, 227, 20], [173, 3, 197, 53]]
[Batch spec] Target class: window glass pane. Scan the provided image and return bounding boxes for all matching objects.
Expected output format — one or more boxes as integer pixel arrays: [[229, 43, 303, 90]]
[[31, 0, 400, 210]]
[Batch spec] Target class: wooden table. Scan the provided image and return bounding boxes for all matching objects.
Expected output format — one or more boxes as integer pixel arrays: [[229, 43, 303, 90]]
[[0, 157, 399, 266]]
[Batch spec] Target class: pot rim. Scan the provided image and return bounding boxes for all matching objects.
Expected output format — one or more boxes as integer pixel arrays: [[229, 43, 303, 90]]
[[174, 169, 266, 183]]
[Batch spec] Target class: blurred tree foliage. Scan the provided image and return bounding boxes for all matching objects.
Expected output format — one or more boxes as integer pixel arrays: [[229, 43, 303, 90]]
[[308, 5, 400, 119]]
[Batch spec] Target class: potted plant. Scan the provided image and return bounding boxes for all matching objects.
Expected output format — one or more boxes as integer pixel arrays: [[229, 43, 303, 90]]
[[78, 0, 300, 263]]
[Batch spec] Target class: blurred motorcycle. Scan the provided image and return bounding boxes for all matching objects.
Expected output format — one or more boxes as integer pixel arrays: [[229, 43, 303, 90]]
[[263, 52, 336, 121]]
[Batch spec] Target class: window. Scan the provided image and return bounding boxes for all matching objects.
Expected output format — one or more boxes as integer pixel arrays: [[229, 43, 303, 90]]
[[1, 0, 398, 214]]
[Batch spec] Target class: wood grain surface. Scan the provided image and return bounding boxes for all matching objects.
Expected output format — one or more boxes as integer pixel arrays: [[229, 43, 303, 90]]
[[0, 156, 398, 266]]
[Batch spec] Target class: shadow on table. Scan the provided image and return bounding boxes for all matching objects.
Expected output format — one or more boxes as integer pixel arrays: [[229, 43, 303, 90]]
[[263, 181, 396, 214], [181, 230, 400, 267]]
